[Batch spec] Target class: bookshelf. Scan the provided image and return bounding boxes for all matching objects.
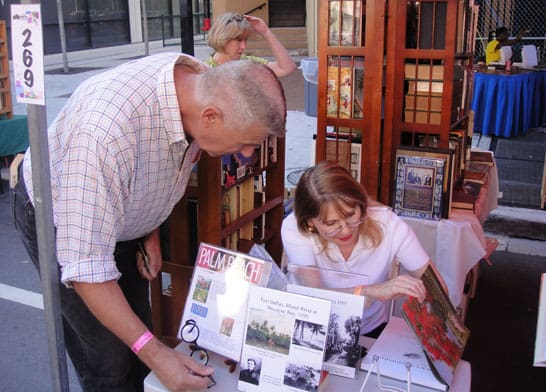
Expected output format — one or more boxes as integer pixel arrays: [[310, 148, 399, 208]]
[[0, 20, 13, 119], [315, 0, 477, 205], [151, 138, 286, 346]]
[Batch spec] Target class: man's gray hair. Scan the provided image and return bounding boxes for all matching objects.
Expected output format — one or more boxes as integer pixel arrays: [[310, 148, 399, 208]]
[[195, 61, 286, 137]]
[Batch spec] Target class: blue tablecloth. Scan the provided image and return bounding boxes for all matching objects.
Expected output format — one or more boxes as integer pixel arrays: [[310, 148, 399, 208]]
[[471, 70, 546, 137], [0, 115, 29, 156]]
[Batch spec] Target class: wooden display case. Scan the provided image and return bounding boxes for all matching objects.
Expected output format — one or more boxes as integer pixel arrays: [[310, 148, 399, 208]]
[[0, 20, 13, 119], [151, 139, 286, 346], [315, 0, 478, 205]]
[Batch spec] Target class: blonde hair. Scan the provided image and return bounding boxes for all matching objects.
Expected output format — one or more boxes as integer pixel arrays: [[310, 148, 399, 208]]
[[207, 12, 253, 53], [294, 161, 384, 251]]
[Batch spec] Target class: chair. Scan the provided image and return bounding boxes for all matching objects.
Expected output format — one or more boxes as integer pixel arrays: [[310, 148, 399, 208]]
[[500, 46, 513, 63], [522, 45, 538, 67]]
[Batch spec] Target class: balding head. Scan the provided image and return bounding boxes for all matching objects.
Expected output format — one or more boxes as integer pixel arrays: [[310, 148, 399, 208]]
[[195, 60, 287, 138]]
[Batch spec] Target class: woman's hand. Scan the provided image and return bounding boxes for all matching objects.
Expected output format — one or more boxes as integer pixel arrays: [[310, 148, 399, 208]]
[[362, 275, 426, 302], [243, 15, 268, 35]]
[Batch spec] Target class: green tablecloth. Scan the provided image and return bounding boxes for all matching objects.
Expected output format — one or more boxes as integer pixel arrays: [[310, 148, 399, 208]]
[[0, 115, 29, 156]]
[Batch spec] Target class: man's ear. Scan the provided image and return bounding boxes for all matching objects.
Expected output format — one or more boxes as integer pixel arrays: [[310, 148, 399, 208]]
[[201, 106, 222, 128]]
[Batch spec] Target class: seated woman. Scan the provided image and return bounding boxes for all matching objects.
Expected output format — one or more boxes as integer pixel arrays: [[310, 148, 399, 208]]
[[205, 12, 297, 77], [281, 161, 446, 337]]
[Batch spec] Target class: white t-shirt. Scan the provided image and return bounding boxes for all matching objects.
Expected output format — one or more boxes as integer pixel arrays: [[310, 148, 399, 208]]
[[281, 205, 429, 334]]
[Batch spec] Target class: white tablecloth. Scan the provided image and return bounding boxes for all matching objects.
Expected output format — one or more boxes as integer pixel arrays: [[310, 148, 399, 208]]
[[401, 150, 499, 307], [403, 210, 486, 307], [144, 342, 471, 392]]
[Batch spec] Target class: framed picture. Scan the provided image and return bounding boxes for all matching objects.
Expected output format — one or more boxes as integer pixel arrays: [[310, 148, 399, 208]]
[[393, 146, 453, 220]]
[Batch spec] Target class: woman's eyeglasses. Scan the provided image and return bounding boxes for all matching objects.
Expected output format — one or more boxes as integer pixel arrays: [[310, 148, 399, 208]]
[[180, 319, 217, 388], [323, 216, 365, 238], [227, 14, 245, 24]]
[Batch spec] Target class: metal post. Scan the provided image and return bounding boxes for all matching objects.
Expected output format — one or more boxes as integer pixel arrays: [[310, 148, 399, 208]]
[[55, 0, 69, 72], [19, 1, 69, 389], [141, 0, 150, 56], [27, 104, 70, 392], [179, 0, 194, 55]]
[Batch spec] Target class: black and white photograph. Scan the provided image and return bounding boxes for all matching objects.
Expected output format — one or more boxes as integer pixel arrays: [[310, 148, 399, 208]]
[[238, 357, 262, 386], [283, 362, 322, 391], [325, 314, 362, 368], [291, 319, 327, 351]]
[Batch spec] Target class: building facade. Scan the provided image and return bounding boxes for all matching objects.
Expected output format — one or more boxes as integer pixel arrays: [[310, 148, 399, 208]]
[[0, 0, 308, 56]]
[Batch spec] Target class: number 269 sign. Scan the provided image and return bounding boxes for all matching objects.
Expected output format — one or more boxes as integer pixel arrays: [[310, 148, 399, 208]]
[[11, 4, 45, 105]]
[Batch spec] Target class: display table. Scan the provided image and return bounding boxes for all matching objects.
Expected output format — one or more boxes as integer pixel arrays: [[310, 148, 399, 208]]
[[144, 342, 471, 392], [402, 210, 485, 308], [0, 115, 29, 157], [471, 70, 546, 137], [402, 155, 498, 308], [0, 115, 29, 193]]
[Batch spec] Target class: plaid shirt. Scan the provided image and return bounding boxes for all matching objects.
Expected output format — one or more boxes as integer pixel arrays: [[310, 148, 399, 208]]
[[23, 53, 206, 285]]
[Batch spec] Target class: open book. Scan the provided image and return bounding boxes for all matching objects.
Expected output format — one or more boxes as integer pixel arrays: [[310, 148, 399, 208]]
[[178, 243, 272, 361], [285, 265, 368, 379], [238, 285, 331, 391], [401, 264, 470, 388], [534, 273, 546, 366]]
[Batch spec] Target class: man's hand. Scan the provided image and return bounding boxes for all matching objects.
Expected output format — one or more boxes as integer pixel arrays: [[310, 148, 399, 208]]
[[137, 228, 162, 280], [142, 339, 215, 391]]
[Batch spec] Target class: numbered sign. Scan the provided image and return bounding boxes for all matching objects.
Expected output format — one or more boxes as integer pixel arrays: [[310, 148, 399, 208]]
[[10, 4, 45, 105]]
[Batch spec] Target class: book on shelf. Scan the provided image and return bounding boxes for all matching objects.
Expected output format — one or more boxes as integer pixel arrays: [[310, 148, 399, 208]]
[[327, 58, 353, 118], [325, 136, 362, 182], [534, 273, 546, 367], [287, 282, 366, 379], [361, 316, 449, 391], [179, 243, 272, 362], [352, 59, 365, 119], [253, 176, 266, 241], [267, 135, 278, 164], [222, 186, 239, 250], [328, 1, 362, 47], [401, 264, 470, 389], [239, 179, 255, 240], [221, 151, 260, 189], [450, 181, 481, 211], [341, 0, 362, 46], [238, 285, 331, 391], [325, 126, 362, 142], [464, 160, 490, 184], [469, 150, 494, 166]]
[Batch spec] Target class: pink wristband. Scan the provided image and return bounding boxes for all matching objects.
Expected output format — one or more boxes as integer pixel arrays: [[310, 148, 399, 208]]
[[131, 330, 154, 354]]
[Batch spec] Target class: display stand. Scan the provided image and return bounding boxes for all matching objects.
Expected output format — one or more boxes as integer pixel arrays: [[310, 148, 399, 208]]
[[151, 139, 286, 347], [315, 1, 478, 204]]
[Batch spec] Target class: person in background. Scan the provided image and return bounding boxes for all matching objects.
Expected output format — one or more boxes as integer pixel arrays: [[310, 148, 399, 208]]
[[11, 53, 286, 391], [485, 26, 529, 65], [281, 161, 447, 338], [206, 12, 297, 77]]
